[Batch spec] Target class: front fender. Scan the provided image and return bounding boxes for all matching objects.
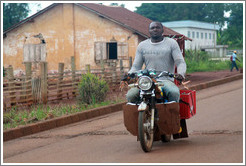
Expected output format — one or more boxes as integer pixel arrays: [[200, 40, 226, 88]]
[[138, 102, 147, 111]]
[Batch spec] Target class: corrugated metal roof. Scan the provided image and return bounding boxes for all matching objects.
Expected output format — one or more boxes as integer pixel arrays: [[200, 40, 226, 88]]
[[4, 3, 186, 39], [162, 20, 220, 30]]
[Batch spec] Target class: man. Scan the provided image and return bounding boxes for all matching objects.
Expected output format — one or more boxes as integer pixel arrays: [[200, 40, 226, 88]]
[[231, 50, 240, 72], [122, 21, 186, 103]]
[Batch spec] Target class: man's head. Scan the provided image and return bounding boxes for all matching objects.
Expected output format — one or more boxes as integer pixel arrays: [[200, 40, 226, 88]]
[[149, 22, 164, 41], [234, 50, 237, 53]]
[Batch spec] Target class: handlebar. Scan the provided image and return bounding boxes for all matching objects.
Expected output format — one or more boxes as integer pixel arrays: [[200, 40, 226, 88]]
[[126, 70, 183, 83]]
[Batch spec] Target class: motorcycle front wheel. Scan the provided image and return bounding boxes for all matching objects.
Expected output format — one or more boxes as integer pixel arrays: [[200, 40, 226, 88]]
[[138, 111, 154, 152]]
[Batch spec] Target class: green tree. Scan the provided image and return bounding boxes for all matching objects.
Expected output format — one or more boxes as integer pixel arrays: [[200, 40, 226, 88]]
[[109, 3, 125, 8], [135, 3, 226, 28], [120, 4, 125, 8], [110, 3, 119, 6], [3, 3, 30, 31], [223, 3, 243, 48], [136, 3, 242, 48], [202, 3, 226, 28]]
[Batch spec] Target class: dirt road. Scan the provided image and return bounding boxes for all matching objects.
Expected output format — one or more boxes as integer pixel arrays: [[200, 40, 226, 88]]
[[3, 79, 244, 163]]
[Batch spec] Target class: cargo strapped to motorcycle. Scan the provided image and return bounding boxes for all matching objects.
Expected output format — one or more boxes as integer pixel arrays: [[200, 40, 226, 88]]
[[179, 93, 194, 116], [179, 90, 196, 119]]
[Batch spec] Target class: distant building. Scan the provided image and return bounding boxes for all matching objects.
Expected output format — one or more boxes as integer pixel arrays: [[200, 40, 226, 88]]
[[162, 20, 228, 57]]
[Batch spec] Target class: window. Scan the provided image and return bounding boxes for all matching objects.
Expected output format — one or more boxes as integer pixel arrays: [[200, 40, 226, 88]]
[[205, 33, 207, 39], [95, 42, 128, 62], [107, 42, 117, 59], [192, 32, 195, 38], [188, 31, 190, 37], [213, 33, 215, 39], [196, 32, 199, 39], [209, 33, 211, 39], [201, 33, 203, 39]]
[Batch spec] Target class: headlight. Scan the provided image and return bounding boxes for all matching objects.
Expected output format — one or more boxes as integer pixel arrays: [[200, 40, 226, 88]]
[[138, 76, 153, 90]]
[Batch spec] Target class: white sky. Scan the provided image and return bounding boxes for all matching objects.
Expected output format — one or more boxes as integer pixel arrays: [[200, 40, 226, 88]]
[[28, 1, 143, 16]]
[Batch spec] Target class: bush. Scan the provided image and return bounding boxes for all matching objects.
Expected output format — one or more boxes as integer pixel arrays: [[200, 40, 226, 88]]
[[78, 73, 109, 105], [185, 49, 210, 62]]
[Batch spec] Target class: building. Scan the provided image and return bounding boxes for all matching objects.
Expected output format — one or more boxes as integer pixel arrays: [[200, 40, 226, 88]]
[[162, 20, 228, 57], [3, 3, 186, 75]]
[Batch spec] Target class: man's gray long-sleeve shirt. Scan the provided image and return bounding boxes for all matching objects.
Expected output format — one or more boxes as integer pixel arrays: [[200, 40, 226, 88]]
[[129, 37, 186, 81]]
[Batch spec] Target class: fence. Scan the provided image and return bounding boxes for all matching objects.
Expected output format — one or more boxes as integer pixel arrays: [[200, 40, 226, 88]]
[[3, 56, 131, 111]]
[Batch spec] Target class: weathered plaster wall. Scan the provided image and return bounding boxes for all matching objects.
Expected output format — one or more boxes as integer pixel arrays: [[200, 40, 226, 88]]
[[3, 4, 65, 73], [3, 3, 141, 75], [73, 4, 139, 70]]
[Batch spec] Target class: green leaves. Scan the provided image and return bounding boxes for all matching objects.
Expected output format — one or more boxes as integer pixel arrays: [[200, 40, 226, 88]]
[[136, 3, 243, 49], [223, 3, 243, 48], [3, 3, 30, 31], [78, 73, 109, 105], [136, 3, 226, 26]]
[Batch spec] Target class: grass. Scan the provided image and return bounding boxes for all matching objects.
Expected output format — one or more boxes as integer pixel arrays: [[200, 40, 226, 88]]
[[185, 49, 243, 74], [3, 99, 124, 130]]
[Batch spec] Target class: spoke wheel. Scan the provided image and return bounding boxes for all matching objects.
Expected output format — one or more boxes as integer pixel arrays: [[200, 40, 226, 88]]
[[138, 111, 154, 152]]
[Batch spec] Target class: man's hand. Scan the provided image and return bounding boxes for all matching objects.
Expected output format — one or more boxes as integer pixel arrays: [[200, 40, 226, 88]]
[[120, 74, 129, 91], [121, 73, 135, 81], [175, 74, 184, 84], [121, 73, 129, 81], [120, 81, 128, 91], [120, 73, 136, 91]]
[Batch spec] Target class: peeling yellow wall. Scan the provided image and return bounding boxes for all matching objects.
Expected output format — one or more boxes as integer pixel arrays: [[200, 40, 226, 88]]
[[3, 3, 142, 74], [73, 5, 140, 70]]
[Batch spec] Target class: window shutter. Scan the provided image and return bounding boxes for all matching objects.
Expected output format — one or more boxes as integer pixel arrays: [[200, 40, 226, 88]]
[[40, 44, 46, 61], [95, 42, 107, 61], [117, 42, 128, 60], [23, 44, 46, 62]]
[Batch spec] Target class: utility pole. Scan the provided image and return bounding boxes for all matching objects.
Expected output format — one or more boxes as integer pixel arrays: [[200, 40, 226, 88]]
[[214, 21, 216, 56]]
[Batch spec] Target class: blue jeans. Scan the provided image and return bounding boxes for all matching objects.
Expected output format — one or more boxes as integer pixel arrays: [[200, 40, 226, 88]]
[[231, 61, 239, 71], [126, 80, 180, 103]]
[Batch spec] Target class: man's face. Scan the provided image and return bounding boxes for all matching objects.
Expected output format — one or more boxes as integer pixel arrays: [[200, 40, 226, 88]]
[[149, 22, 164, 39]]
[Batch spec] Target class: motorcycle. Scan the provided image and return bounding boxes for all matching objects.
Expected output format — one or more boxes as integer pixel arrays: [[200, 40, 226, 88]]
[[121, 69, 196, 152]]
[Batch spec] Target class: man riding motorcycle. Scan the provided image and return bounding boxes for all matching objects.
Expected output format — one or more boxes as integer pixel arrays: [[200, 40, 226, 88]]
[[121, 21, 186, 103]]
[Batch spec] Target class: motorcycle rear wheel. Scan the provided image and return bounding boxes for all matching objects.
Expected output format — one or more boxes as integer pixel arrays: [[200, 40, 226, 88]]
[[138, 111, 154, 152]]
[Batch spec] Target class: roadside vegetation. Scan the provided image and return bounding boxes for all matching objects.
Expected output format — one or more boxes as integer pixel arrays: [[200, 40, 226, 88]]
[[3, 99, 123, 130], [78, 73, 109, 105], [3, 73, 122, 130], [3, 52, 243, 130], [185, 49, 243, 73]]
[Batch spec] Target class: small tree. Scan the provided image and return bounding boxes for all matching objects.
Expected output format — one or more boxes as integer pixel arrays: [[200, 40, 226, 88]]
[[78, 73, 109, 105], [3, 3, 30, 31]]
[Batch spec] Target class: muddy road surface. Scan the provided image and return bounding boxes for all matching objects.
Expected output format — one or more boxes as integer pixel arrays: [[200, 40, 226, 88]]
[[3, 79, 243, 163]]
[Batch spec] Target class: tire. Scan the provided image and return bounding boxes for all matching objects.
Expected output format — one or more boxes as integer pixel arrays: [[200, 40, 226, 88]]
[[161, 134, 171, 142], [138, 111, 154, 152]]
